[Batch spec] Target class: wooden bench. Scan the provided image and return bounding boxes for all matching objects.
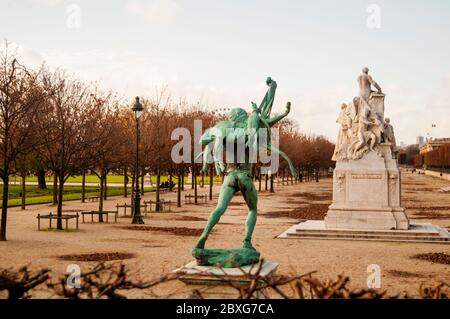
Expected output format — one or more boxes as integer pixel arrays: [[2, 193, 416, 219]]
[[143, 199, 172, 213], [116, 203, 132, 217], [184, 194, 208, 204], [116, 203, 149, 217], [37, 213, 79, 231], [81, 211, 118, 223]]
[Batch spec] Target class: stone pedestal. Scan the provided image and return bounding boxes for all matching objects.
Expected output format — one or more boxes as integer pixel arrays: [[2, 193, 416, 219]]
[[325, 144, 409, 230], [174, 261, 278, 299]]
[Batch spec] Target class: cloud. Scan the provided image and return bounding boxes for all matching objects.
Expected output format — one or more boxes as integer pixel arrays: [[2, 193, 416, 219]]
[[30, 0, 65, 6], [5, 42, 46, 68], [127, 0, 180, 23], [6, 43, 448, 145]]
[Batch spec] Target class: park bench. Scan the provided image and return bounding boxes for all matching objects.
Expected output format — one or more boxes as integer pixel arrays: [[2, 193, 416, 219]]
[[184, 194, 208, 204], [116, 203, 132, 217], [81, 211, 118, 223], [116, 203, 149, 217], [143, 199, 172, 213], [37, 212, 79, 231]]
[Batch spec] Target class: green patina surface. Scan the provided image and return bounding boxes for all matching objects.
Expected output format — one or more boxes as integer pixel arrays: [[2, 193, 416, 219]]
[[192, 248, 260, 268], [192, 77, 296, 268]]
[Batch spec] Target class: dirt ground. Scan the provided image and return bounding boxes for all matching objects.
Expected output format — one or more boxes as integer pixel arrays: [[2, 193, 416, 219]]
[[0, 169, 449, 298]]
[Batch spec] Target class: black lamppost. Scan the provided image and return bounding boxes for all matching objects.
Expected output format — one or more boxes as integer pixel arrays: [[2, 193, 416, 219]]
[[132, 96, 144, 225]]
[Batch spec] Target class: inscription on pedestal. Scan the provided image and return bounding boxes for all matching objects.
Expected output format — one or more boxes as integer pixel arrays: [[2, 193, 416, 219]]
[[351, 174, 382, 180]]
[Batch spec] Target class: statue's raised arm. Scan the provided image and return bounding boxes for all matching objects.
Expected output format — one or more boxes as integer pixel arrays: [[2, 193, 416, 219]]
[[259, 77, 277, 117], [266, 101, 291, 127]]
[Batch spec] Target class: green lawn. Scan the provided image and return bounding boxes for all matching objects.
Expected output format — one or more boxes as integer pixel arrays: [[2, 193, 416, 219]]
[[0, 185, 155, 208], [17, 174, 222, 185]]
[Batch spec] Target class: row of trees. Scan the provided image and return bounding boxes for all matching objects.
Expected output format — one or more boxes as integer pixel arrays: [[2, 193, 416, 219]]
[[397, 144, 420, 166], [414, 143, 450, 170], [0, 42, 334, 241]]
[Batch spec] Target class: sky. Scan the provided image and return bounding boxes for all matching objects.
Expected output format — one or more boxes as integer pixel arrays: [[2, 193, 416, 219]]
[[1, 0, 449, 144]]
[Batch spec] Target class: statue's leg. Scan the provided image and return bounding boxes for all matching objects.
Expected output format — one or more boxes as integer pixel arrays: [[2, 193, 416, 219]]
[[194, 182, 235, 249], [240, 176, 258, 250], [370, 134, 376, 150]]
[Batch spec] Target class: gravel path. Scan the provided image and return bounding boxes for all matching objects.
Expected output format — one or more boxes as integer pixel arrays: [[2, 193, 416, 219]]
[[1, 170, 449, 298]]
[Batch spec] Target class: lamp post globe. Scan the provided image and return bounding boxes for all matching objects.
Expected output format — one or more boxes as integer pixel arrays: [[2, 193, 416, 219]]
[[132, 96, 144, 225], [132, 96, 144, 119]]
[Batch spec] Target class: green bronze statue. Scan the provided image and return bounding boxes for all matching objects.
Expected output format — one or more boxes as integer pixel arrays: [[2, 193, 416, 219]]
[[192, 77, 297, 268]]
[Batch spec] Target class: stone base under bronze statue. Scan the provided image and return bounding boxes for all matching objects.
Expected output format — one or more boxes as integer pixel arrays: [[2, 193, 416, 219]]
[[174, 259, 278, 298]]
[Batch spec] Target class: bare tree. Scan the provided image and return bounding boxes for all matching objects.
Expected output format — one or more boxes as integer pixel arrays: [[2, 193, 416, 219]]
[[86, 93, 121, 218], [0, 42, 42, 240], [34, 69, 95, 230]]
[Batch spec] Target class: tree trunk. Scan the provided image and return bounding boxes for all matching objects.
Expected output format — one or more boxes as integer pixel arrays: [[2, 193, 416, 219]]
[[194, 164, 198, 204], [177, 172, 181, 207], [191, 165, 194, 189], [52, 173, 58, 205], [57, 173, 64, 230], [209, 166, 213, 201], [265, 174, 268, 191], [156, 168, 161, 212], [1, 175, 9, 241], [36, 169, 47, 189], [98, 174, 105, 222], [81, 170, 86, 203], [103, 175, 107, 200], [270, 173, 274, 193], [169, 173, 173, 191], [124, 168, 128, 197], [258, 170, 262, 192], [201, 171, 204, 188], [21, 173, 26, 210]]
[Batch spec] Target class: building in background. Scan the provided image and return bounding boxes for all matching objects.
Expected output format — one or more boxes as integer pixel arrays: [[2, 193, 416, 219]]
[[416, 136, 425, 146], [414, 138, 450, 172]]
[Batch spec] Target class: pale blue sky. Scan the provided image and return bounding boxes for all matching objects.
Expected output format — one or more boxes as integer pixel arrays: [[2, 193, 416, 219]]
[[1, 0, 450, 144]]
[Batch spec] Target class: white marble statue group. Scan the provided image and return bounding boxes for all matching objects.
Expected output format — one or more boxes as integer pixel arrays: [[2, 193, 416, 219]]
[[332, 67, 397, 162]]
